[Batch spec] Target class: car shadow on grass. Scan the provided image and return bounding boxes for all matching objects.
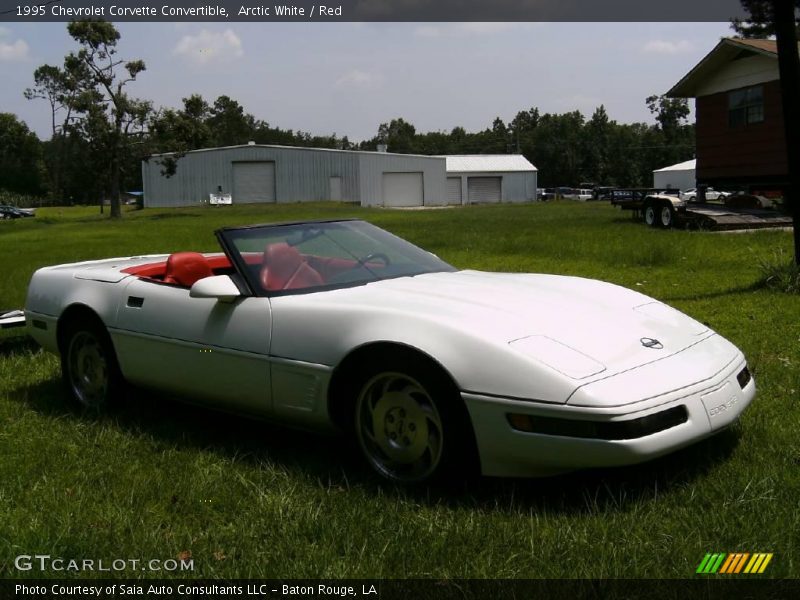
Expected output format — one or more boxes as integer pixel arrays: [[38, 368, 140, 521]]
[[10, 378, 376, 485], [10, 377, 742, 516], [0, 334, 40, 356]]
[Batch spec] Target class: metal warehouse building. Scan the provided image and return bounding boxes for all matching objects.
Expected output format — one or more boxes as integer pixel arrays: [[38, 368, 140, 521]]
[[142, 144, 446, 208], [653, 158, 696, 192], [444, 155, 538, 204], [142, 144, 538, 208]]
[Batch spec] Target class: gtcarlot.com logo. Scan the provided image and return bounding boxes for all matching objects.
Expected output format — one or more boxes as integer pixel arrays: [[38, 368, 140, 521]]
[[696, 552, 773, 574], [14, 554, 194, 573]]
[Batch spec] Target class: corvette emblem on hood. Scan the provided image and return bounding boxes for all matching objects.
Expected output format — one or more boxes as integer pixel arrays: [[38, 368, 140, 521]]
[[640, 337, 664, 349]]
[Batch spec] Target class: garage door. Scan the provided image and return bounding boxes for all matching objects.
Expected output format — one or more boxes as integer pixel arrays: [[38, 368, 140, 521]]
[[467, 177, 502, 203], [382, 172, 423, 207], [233, 162, 276, 203], [446, 177, 462, 205]]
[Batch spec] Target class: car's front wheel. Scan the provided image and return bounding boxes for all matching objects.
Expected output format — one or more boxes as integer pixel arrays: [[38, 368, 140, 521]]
[[353, 356, 476, 484], [61, 320, 123, 410]]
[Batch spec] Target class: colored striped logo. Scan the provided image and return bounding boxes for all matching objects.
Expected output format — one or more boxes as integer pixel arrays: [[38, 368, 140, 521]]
[[696, 552, 773, 574]]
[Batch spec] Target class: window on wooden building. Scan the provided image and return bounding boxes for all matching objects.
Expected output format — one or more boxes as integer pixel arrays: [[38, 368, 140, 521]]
[[729, 85, 764, 127]]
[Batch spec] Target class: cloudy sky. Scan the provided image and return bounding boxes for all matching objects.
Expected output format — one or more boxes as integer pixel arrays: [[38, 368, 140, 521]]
[[1, 21, 733, 142]]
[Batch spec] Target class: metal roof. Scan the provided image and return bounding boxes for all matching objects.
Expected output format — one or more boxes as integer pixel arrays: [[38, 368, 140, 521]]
[[148, 143, 445, 160], [667, 37, 798, 98], [444, 154, 537, 173], [653, 159, 696, 173]]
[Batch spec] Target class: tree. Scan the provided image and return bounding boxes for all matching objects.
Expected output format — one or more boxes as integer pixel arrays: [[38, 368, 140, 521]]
[[732, 0, 800, 264], [582, 105, 613, 184], [732, 0, 800, 37], [24, 60, 89, 200], [63, 20, 151, 218], [207, 95, 256, 146], [0, 113, 44, 196], [149, 94, 213, 176], [377, 118, 417, 153]]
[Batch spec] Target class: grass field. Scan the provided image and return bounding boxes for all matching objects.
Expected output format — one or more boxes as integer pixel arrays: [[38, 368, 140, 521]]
[[0, 201, 798, 579]]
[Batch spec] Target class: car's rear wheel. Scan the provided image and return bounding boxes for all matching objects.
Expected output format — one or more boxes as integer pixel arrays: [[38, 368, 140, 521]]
[[658, 202, 675, 229], [353, 355, 476, 484], [61, 320, 123, 410]]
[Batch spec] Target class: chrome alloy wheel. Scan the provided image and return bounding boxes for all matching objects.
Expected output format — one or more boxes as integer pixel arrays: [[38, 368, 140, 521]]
[[356, 372, 444, 483], [67, 331, 109, 409]]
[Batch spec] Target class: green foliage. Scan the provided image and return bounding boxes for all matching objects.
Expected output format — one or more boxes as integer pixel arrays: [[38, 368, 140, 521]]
[[0, 113, 45, 196], [358, 103, 694, 188], [731, 0, 800, 38], [757, 250, 800, 293]]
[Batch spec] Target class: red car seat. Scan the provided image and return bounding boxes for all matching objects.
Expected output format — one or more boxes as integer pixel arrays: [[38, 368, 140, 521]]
[[260, 243, 323, 291], [163, 252, 213, 287]]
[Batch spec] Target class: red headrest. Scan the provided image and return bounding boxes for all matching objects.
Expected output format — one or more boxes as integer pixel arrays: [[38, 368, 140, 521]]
[[163, 252, 213, 287], [260, 242, 323, 291]]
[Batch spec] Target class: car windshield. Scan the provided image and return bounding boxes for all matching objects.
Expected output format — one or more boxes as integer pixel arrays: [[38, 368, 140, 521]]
[[219, 219, 456, 295]]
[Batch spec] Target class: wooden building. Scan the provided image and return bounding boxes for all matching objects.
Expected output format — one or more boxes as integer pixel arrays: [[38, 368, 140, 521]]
[[668, 38, 791, 193]]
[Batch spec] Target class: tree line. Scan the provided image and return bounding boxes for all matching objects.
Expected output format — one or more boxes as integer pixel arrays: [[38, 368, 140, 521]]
[[2, 20, 695, 217]]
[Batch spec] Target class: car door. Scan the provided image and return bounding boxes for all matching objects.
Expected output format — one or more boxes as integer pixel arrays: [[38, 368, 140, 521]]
[[112, 277, 273, 416]]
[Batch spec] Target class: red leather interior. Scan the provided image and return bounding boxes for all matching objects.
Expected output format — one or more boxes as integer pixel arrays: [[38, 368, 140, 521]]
[[260, 243, 323, 291], [305, 255, 359, 280], [162, 252, 213, 287], [122, 255, 233, 279]]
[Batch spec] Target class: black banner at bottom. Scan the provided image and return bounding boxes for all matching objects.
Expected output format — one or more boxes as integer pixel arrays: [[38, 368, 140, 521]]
[[2, 579, 798, 600]]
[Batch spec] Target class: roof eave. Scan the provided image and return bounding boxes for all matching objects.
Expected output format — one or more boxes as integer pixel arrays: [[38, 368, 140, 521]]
[[667, 37, 778, 98]]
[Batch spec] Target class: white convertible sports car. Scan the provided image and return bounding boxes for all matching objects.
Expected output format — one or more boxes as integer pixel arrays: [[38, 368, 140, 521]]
[[25, 219, 756, 483]]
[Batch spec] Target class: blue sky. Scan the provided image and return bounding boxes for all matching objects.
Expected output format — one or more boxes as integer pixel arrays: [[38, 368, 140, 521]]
[[1, 21, 733, 142]]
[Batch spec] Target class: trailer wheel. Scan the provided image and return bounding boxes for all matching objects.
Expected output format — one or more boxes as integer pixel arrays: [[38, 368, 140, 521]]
[[658, 202, 675, 229], [643, 201, 658, 227]]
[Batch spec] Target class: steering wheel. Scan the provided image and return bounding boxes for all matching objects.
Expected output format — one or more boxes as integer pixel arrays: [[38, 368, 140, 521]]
[[356, 252, 391, 268]]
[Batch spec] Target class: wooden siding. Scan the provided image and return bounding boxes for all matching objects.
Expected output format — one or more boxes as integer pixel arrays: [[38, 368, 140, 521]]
[[696, 79, 787, 183]]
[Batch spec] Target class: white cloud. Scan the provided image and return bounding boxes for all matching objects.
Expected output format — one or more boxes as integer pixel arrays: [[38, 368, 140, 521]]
[[642, 39, 693, 55], [335, 69, 381, 89], [0, 28, 29, 62], [173, 29, 243, 65]]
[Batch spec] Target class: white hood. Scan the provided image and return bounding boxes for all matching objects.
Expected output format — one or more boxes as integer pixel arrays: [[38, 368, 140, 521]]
[[342, 270, 710, 377]]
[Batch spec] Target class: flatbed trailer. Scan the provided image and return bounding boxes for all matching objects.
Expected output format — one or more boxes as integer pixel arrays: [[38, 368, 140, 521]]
[[610, 189, 792, 231], [677, 203, 793, 231]]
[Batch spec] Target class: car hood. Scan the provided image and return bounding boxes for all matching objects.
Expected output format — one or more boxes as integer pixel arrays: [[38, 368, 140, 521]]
[[331, 270, 710, 378]]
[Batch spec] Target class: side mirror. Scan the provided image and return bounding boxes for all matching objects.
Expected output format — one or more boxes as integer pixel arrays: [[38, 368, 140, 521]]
[[189, 275, 242, 303]]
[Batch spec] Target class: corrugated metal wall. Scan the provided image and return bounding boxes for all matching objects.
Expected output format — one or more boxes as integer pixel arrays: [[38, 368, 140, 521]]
[[448, 171, 537, 203], [358, 153, 447, 207], [142, 145, 448, 208]]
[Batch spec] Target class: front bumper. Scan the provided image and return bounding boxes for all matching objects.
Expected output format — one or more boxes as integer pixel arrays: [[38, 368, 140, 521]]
[[462, 356, 755, 478]]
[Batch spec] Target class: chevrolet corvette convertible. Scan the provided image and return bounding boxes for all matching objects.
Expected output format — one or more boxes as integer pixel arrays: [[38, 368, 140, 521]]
[[25, 219, 756, 483]]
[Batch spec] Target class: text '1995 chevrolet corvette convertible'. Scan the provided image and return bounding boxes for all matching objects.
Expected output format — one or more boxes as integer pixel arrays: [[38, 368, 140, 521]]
[[25, 219, 755, 483]]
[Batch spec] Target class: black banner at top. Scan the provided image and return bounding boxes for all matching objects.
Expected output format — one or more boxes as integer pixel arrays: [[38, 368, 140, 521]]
[[2, 0, 750, 22]]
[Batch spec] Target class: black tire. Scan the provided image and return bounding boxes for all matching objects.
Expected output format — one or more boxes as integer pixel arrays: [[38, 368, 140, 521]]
[[658, 202, 675, 229], [60, 318, 123, 410], [643, 202, 658, 227], [352, 351, 477, 485]]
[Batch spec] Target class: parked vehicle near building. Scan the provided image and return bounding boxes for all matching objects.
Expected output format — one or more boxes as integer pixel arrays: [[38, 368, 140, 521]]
[[679, 187, 729, 202]]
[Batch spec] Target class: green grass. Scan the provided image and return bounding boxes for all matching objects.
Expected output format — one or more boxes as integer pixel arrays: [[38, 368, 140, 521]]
[[1, 201, 798, 579]]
